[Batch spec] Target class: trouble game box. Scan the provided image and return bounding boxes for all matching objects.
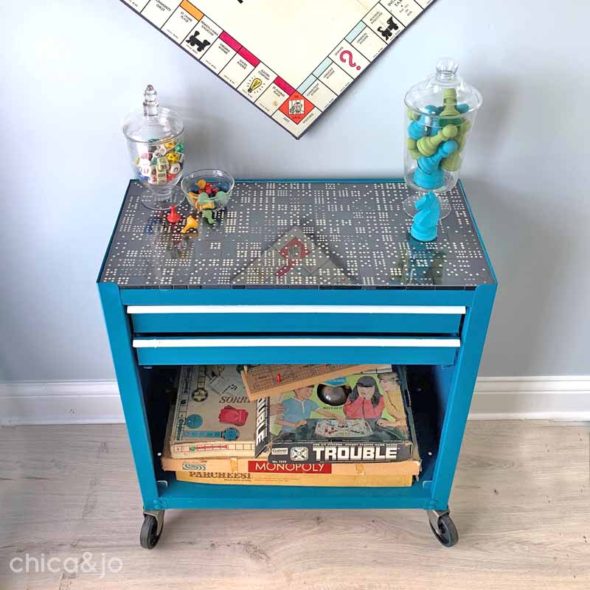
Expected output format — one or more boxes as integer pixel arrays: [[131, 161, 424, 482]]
[[256, 366, 416, 464]]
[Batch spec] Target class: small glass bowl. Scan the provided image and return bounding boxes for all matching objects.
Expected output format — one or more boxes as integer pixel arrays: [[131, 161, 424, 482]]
[[181, 169, 235, 211]]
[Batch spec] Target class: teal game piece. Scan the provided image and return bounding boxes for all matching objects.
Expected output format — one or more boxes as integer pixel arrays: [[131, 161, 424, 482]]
[[408, 120, 427, 140], [410, 191, 441, 242], [408, 105, 442, 140], [413, 167, 443, 190], [418, 140, 458, 174], [414, 140, 458, 190]]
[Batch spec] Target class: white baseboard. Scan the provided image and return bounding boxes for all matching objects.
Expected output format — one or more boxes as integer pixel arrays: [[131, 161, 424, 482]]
[[468, 376, 590, 421], [0, 381, 122, 426], [1, 377, 589, 426]]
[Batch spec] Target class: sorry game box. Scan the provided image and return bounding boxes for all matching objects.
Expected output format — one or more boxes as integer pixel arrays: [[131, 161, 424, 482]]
[[257, 366, 416, 464], [170, 365, 262, 458]]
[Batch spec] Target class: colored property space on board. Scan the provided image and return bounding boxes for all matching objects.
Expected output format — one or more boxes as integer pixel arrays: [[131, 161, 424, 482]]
[[121, 0, 437, 138]]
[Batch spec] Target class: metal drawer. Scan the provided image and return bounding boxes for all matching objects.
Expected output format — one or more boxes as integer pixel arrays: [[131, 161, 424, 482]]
[[133, 335, 460, 366], [128, 305, 465, 335]]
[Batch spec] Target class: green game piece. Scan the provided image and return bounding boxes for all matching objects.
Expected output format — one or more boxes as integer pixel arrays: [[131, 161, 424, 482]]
[[407, 138, 421, 159], [456, 133, 468, 152], [213, 190, 230, 208], [175, 143, 185, 153], [197, 193, 212, 207], [454, 119, 472, 152], [441, 151, 462, 172], [417, 125, 458, 157], [407, 108, 420, 121], [457, 118, 472, 135], [202, 210, 215, 225], [440, 88, 463, 126]]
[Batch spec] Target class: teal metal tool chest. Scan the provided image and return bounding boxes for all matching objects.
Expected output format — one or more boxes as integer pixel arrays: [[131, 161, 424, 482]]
[[98, 179, 496, 548]]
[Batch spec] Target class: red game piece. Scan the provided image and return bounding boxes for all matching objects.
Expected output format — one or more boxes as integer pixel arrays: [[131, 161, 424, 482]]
[[218, 405, 249, 427], [276, 373, 282, 384], [167, 206, 182, 224]]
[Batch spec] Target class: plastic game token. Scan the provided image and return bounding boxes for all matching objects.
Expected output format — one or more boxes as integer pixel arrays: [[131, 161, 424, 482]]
[[167, 206, 182, 224]]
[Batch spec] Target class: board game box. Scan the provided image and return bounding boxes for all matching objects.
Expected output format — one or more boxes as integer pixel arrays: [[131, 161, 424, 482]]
[[170, 365, 263, 458], [175, 469, 414, 487], [257, 366, 416, 464], [162, 450, 420, 477], [242, 364, 386, 401], [163, 402, 420, 486]]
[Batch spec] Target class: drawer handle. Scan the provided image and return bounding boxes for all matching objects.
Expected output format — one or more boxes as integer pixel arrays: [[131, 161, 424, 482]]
[[127, 305, 466, 315], [133, 337, 461, 349]]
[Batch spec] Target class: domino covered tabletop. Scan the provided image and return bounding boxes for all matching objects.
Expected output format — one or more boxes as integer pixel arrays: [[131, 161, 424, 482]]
[[99, 179, 494, 289]]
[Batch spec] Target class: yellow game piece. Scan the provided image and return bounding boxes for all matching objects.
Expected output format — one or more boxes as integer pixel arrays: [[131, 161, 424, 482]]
[[407, 138, 421, 159], [197, 179, 207, 190], [417, 125, 458, 157], [181, 215, 199, 234], [441, 152, 462, 172]]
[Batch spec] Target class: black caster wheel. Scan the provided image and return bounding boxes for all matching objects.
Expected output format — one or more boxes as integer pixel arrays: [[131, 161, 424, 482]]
[[428, 511, 459, 547], [140, 512, 164, 550]]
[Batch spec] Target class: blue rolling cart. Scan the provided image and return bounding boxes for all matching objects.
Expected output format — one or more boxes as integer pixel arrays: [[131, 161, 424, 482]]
[[98, 179, 496, 549]]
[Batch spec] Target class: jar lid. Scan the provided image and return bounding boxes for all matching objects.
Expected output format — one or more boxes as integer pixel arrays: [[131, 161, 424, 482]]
[[122, 85, 184, 143], [404, 58, 482, 115]]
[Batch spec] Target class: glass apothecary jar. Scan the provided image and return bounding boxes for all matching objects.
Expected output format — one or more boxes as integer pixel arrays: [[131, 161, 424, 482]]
[[403, 59, 482, 217], [123, 85, 185, 210]]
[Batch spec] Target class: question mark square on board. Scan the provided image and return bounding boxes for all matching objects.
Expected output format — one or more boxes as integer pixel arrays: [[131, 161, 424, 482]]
[[331, 42, 370, 80]]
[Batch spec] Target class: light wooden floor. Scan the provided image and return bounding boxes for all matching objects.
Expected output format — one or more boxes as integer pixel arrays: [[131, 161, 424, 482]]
[[0, 421, 588, 590]]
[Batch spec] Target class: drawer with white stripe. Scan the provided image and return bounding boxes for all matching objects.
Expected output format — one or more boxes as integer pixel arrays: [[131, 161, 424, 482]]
[[128, 305, 465, 335], [133, 335, 461, 366]]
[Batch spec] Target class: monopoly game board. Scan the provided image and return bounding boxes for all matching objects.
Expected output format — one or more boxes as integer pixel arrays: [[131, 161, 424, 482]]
[[121, 0, 437, 138]]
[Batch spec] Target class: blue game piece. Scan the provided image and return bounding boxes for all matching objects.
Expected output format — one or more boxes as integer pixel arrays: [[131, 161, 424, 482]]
[[414, 167, 444, 189], [186, 414, 204, 429], [408, 120, 427, 140], [411, 191, 441, 242], [413, 140, 458, 190], [457, 103, 470, 114], [418, 105, 443, 135], [425, 104, 443, 115], [408, 105, 443, 142]]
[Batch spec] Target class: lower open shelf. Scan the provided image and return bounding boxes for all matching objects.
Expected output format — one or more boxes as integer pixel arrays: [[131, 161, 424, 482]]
[[140, 365, 445, 510]]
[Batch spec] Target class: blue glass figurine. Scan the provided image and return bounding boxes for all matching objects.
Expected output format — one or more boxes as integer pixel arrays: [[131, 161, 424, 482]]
[[411, 191, 441, 242]]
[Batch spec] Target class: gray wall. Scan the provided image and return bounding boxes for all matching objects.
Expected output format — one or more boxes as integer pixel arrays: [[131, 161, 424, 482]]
[[0, 0, 588, 382]]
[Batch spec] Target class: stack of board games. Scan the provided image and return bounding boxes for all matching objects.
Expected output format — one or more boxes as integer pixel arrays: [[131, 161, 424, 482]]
[[163, 365, 420, 487]]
